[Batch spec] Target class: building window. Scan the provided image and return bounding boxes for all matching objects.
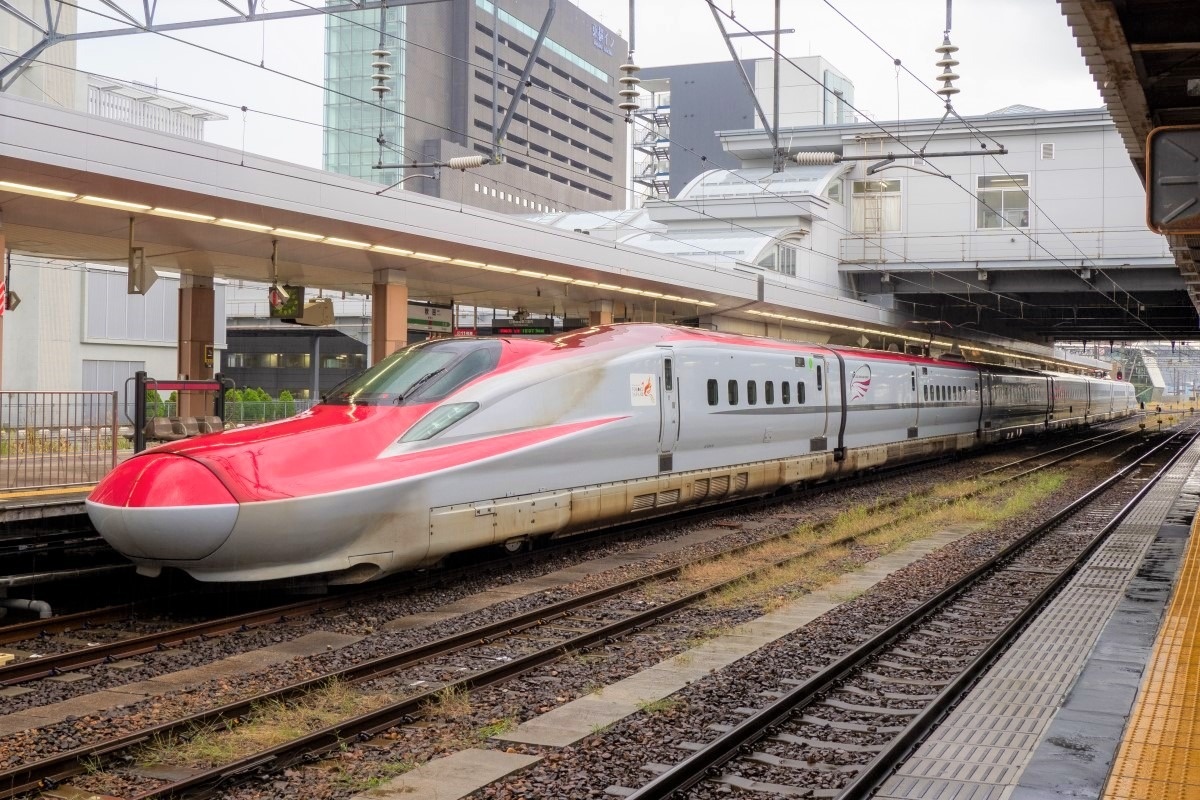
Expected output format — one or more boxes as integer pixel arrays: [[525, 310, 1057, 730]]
[[825, 180, 842, 203], [1041, 143, 1055, 160], [851, 179, 901, 233], [977, 174, 1030, 229]]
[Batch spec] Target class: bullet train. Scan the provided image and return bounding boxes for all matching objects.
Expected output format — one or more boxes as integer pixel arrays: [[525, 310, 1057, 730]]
[[86, 324, 1137, 585]]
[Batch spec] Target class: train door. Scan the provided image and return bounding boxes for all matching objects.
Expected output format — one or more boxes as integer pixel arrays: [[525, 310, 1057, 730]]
[[814, 355, 830, 440], [657, 347, 679, 471], [909, 365, 920, 437]]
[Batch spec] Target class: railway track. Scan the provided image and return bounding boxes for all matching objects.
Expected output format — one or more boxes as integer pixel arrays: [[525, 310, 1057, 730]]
[[617, 423, 1198, 799], [0, 421, 1146, 686], [0, 422, 1164, 799]]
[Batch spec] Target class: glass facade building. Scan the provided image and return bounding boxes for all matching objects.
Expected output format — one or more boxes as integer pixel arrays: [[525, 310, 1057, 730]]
[[322, 4, 406, 185]]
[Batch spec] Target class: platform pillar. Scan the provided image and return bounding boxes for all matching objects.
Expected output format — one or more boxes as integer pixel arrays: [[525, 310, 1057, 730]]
[[589, 299, 614, 326], [177, 274, 214, 417], [0, 232, 5, 390], [372, 268, 408, 364]]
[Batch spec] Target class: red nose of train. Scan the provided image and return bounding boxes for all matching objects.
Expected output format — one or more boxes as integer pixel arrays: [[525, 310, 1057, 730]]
[[86, 454, 239, 562]]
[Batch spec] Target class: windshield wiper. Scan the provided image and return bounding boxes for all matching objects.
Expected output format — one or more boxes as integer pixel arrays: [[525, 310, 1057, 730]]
[[396, 368, 447, 404]]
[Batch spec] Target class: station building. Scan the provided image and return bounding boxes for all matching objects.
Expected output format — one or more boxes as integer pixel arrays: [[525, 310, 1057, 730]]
[[539, 104, 1170, 351]]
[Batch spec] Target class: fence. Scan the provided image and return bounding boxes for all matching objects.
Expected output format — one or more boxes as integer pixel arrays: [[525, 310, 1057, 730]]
[[0, 391, 121, 490], [147, 399, 318, 425]]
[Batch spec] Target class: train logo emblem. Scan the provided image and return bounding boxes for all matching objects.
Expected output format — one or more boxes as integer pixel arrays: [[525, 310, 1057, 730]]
[[630, 373, 656, 406], [850, 365, 872, 401]]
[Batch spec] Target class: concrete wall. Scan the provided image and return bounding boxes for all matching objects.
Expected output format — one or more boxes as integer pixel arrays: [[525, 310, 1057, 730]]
[[839, 120, 1168, 265], [1, 264, 226, 391], [640, 61, 755, 197]]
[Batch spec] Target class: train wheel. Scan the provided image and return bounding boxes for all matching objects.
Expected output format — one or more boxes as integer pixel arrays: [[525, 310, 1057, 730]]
[[501, 537, 529, 554]]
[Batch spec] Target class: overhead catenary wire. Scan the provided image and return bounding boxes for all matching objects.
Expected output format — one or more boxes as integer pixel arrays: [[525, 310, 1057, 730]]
[[21, 0, 1148, 334], [815, 0, 1171, 330], [10, 52, 1019, 323]]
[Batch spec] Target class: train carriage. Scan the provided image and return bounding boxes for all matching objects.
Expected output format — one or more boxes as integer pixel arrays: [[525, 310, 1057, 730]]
[[86, 324, 1136, 585]]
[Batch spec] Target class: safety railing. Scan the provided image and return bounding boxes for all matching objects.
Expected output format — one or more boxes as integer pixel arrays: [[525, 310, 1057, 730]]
[[0, 391, 121, 490]]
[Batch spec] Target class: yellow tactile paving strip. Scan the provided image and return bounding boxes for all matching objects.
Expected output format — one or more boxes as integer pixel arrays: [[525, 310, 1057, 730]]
[[0, 485, 92, 501], [1103, 513, 1200, 800]]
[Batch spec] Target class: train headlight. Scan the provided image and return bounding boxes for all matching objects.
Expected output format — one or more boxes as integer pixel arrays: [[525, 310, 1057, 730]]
[[400, 402, 479, 442]]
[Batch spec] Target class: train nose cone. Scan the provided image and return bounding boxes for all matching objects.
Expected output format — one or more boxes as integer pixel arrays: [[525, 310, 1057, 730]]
[[87, 454, 239, 561]]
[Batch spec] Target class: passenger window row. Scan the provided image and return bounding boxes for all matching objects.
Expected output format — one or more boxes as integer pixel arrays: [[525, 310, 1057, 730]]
[[707, 379, 806, 407], [923, 384, 970, 402]]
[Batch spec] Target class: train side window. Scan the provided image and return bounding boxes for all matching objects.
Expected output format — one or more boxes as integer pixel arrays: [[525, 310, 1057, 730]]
[[707, 379, 718, 406], [728, 380, 739, 405], [782, 382, 791, 404], [816, 365, 823, 391], [923, 386, 928, 401], [797, 381, 806, 404], [747, 381, 758, 405], [664, 358, 674, 391], [765, 381, 775, 404]]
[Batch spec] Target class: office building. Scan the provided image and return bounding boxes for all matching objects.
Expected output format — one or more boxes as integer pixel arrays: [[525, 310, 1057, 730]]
[[637, 56, 854, 200], [323, 0, 628, 213]]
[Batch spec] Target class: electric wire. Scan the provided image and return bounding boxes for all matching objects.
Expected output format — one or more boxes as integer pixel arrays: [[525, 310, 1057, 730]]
[[819, 0, 1167, 320], [15, 0, 1160, 337], [714, 0, 1171, 337]]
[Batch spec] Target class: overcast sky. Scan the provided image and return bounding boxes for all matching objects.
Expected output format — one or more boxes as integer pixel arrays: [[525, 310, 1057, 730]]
[[72, 0, 1101, 169]]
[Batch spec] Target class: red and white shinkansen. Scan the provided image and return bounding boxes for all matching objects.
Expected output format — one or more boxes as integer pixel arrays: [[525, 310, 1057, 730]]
[[87, 324, 1137, 585]]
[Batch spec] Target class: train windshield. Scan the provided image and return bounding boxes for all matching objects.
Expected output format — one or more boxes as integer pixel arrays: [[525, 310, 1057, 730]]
[[323, 339, 503, 406]]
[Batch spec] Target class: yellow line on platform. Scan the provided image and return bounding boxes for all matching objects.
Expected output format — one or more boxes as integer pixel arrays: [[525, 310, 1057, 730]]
[[0, 485, 94, 502], [1103, 509, 1200, 799]]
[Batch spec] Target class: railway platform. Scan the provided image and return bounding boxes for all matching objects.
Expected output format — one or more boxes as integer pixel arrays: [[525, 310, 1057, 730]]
[[0, 484, 91, 523]]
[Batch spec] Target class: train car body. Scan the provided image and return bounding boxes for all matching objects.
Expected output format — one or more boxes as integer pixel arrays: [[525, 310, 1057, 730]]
[[86, 324, 1136, 585]]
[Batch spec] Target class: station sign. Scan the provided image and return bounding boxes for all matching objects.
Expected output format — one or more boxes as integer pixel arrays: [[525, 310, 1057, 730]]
[[1146, 125, 1200, 234], [492, 325, 555, 335], [407, 302, 453, 333]]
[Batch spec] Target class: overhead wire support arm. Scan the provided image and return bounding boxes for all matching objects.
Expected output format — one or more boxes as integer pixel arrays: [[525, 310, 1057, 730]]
[[793, 147, 1007, 174], [0, 0, 448, 88], [493, 0, 556, 164], [708, 0, 777, 153]]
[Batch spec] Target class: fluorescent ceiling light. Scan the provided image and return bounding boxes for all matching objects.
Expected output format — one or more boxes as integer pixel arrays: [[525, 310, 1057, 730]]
[[371, 245, 414, 256], [572, 279, 599, 287], [515, 269, 546, 278], [78, 195, 151, 211], [324, 237, 371, 249], [450, 258, 486, 268], [273, 227, 324, 241], [541, 273, 573, 282], [0, 180, 78, 199], [151, 207, 215, 222], [482, 263, 517, 273], [216, 218, 272, 231], [412, 251, 451, 261]]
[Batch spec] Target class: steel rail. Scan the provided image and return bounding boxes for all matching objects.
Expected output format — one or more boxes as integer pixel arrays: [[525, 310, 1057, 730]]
[[0, 424, 1161, 797], [0, 442, 973, 682], [837, 428, 1200, 798], [623, 424, 1198, 799], [0, 422, 1133, 684], [4, 424, 1166, 799]]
